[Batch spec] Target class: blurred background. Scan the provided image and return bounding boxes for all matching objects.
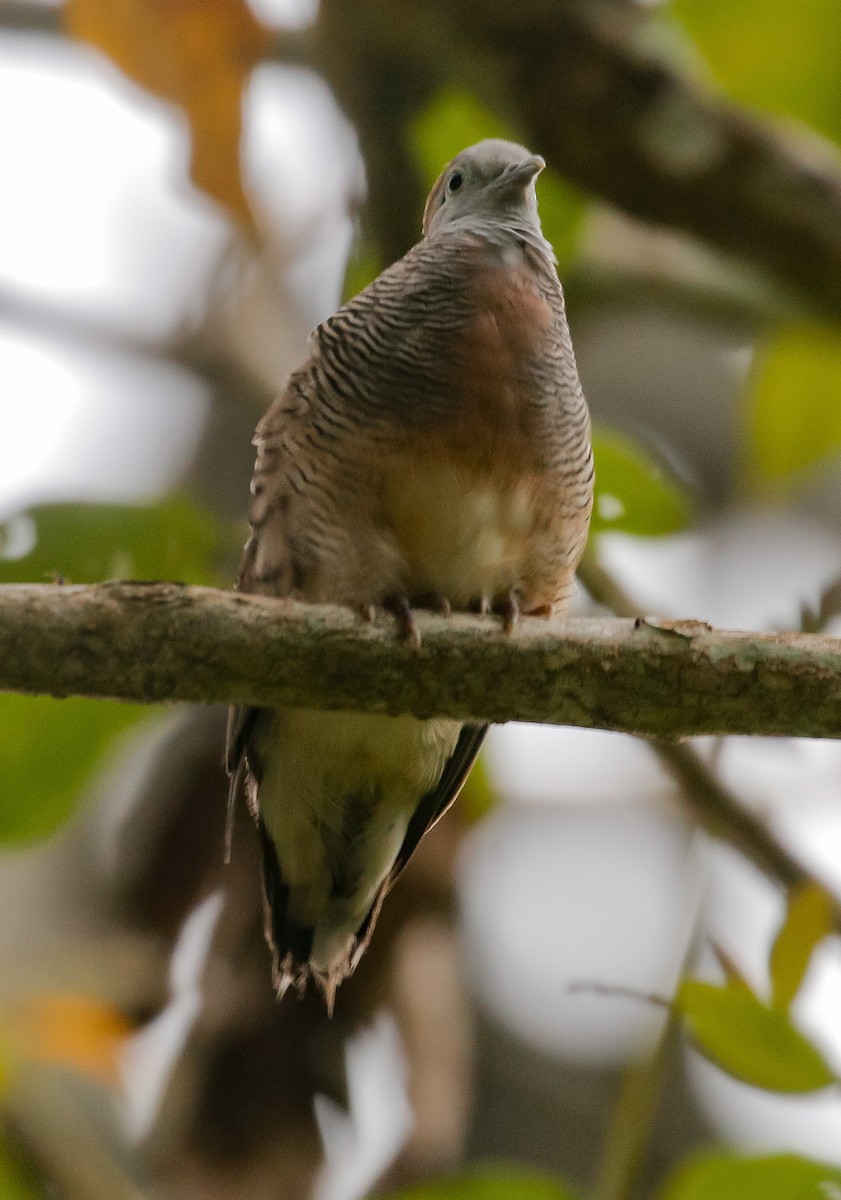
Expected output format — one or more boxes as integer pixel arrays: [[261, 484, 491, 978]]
[[2, 1, 841, 1197]]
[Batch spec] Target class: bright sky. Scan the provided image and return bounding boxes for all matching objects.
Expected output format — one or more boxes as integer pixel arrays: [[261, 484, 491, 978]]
[[0, 17, 346, 516], [0, 34, 221, 514]]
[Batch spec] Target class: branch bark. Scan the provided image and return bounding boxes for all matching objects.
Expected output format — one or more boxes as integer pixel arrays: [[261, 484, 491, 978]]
[[3, 582, 841, 739]]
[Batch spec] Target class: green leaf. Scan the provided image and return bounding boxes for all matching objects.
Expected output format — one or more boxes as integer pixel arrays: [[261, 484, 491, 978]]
[[342, 239, 383, 302], [676, 979, 835, 1093], [659, 1151, 841, 1200], [410, 88, 586, 265], [0, 1133, 42, 1200], [459, 754, 498, 824], [0, 495, 225, 586], [591, 429, 691, 537], [0, 496, 214, 845], [670, 0, 841, 144], [380, 1168, 577, 1200], [746, 326, 841, 486], [0, 695, 155, 845], [534, 170, 587, 267], [770, 884, 835, 1012], [411, 88, 512, 188]]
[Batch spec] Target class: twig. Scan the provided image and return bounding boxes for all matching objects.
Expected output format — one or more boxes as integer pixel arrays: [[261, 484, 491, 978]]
[[593, 1012, 683, 1200], [592, 862, 705, 1200], [800, 572, 841, 634]]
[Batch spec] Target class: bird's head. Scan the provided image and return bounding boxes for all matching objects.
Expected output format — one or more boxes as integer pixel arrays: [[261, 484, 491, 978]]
[[422, 139, 546, 238]]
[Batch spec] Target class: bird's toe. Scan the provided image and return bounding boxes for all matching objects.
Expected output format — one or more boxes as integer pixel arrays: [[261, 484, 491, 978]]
[[493, 589, 520, 635], [383, 593, 422, 648]]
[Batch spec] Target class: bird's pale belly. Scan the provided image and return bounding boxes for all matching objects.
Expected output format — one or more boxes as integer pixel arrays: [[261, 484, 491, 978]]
[[383, 460, 542, 605], [255, 708, 461, 971]]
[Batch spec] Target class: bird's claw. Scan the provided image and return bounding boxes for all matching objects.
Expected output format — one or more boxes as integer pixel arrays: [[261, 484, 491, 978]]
[[528, 602, 554, 620], [410, 591, 452, 616], [494, 590, 520, 636], [383, 594, 422, 648]]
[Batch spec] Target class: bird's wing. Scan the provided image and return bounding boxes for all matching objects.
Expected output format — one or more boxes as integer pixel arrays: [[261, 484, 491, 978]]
[[352, 722, 488, 955], [225, 237, 478, 860], [224, 376, 315, 846]]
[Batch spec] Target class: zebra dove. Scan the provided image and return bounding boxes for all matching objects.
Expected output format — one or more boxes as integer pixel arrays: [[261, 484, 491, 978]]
[[227, 139, 594, 1010]]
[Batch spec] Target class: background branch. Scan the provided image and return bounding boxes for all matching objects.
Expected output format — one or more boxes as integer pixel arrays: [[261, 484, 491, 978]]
[[7, 0, 841, 319], [294, 0, 841, 319], [580, 555, 840, 910]]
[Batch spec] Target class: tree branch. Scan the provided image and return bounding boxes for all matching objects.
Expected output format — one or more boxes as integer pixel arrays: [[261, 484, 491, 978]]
[[0, 2, 62, 34], [579, 554, 838, 904], [14, 0, 841, 320], [461, 1, 841, 318], [311, 0, 841, 318], [3, 583, 841, 740]]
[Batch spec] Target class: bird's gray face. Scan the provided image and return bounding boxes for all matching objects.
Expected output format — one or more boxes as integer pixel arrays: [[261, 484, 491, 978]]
[[422, 138, 546, 237]]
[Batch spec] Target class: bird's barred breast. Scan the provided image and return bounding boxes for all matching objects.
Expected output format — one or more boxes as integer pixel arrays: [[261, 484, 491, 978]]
[[245, 234, 591, 613], [375, 255, 591, 609]]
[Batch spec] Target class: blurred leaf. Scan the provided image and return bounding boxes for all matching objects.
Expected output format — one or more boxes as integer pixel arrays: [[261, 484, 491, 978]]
[[342, 239, 383, 303], [0, 497, 214, 844], [410, 88, 586, 265], [591, 429, 691, 537], [0, 1134, 41, 1200], [459, 754, 498, 824], [659, 1151, 841, 1200], [746, 326, 841, 486], [676, 979, 835, 1092], [65, 0, 272, 222], [411, 88, 512, 187], [535, 171, 587, 269], [0, 496, 224, 585], [671, 0, 841, 144], [380, 1168, 578, 1200], [10, 992, 133, 1085], [0, 695, 154, 844], [769, 883, 834, 1012]]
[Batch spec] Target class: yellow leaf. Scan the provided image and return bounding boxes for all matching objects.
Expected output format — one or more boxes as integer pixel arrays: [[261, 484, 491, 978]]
[[769, 884, 835, 1012], [746, 326, 841, 486], [65, 0, 273, 223], [676, 979, 835, 1093], [12, 993, 133, 1085]]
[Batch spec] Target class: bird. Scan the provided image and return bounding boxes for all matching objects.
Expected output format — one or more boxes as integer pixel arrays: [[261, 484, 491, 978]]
[[226, 139, 594, 1011]]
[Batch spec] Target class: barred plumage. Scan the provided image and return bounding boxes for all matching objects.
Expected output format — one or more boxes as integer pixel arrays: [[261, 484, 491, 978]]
[[227, 139, 594, 1009]]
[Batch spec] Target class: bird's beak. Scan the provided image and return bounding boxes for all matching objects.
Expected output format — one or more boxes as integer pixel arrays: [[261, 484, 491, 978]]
[[498, 155, 546, 193]]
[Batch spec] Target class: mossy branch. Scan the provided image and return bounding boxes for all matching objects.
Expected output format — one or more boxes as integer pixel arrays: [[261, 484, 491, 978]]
[[2, 582, 841, 740]]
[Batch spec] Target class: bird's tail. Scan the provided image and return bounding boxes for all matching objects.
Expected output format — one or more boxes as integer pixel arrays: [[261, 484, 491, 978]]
[[257, 819, 381, 1015]]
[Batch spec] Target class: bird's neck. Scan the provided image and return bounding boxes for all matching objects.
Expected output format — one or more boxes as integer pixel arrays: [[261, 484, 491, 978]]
[[442, 214, 557, 272]]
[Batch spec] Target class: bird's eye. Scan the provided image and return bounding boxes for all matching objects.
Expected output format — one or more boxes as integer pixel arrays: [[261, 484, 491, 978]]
[[447, 170, 464, 194]]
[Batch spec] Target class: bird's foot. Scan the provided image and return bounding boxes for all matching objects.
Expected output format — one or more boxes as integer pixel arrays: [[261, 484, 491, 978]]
[[410, 591, 452, 616], [383, 593, 422, 648], [527, 602, 555, 620], [493, 590, 520, 636]]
